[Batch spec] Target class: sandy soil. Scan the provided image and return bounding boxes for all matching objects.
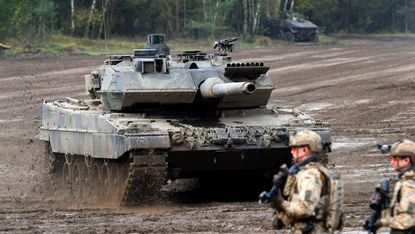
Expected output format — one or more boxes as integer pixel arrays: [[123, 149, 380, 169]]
[[0, 37, 414, 233]]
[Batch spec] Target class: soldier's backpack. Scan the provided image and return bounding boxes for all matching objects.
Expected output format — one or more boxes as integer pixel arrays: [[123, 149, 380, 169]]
[[316, 164, 344, 233]]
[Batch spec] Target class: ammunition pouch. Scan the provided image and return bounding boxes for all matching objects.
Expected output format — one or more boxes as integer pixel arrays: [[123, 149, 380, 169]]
[[293, 217, 316, 234], [301, 220, 315, 234], [391, 227, 415, 234]]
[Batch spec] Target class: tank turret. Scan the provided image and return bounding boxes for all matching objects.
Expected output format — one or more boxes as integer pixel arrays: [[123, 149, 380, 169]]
[[85, 48, 273, 111]]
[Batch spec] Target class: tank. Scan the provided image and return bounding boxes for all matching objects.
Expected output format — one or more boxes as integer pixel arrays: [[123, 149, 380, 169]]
[[277, 0, 319, 42], [39, 35, 331, 204]]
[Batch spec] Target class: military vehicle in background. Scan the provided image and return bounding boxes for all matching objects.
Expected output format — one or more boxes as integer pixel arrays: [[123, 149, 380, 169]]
[[214, 37, 238, 52], [277, 0, 319, 42], [39, 34, 331, 204]]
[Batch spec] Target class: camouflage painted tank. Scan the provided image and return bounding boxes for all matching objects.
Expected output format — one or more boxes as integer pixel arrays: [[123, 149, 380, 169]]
[[277, 0, 319, 42], [39, 34, 332, 204]]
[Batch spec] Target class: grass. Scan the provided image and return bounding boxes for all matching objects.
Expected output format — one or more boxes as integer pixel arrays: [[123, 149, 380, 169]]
[[318, 35, 350, 45], [2, 33, 352, 57]]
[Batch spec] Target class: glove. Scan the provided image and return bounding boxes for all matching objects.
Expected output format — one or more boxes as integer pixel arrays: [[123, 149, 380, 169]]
[[258, 191, 271, 204], [363, 219, 382, 233], [374, 220, 382, 229], [272, 164, 289, 186], [271, 189, 285, 211]]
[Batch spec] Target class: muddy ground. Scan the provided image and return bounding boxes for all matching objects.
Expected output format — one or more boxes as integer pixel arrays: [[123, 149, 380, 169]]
[[0, 37, 414, 233]]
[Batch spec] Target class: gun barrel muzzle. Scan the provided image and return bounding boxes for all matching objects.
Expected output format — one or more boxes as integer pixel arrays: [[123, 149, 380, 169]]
[[200, 77, 256, 98]]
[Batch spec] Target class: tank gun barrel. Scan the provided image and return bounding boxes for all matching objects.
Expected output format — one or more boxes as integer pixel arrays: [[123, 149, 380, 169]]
[[200, 77, 256, 98]]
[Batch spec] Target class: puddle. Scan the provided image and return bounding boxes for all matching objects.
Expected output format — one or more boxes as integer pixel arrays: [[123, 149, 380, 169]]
[[332, 137, 376, 150], [296, 99, 372, 113], [0, 119, 23, 123], [342, 228, 389, 234], [352, 99, 371, 104], [297, 102, 334, 112]]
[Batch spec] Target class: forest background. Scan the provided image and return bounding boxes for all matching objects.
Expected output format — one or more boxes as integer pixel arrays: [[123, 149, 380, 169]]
[[1, 0, 415, 52]]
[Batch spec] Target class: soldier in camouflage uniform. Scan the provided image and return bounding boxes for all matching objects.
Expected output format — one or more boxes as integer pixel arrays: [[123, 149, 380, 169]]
[[377, 139, 415, 234], [272, 130, 331, 234]]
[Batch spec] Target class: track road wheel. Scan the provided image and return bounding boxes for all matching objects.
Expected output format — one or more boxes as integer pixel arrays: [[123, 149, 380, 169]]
[[61, 162, 72, 199], [71, 161, 84, 200], [278, 30, 284, 40], [101, 162, 122, 204], [87, 161, 101, 202], [110, 163, 122, 202], [285, 32, 295, 42], [44, 142, 66, 193]]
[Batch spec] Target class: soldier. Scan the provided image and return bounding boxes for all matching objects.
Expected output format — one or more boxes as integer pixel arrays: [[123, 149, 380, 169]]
[[376, 139, 415, 233], [270, 130, 338, 234]]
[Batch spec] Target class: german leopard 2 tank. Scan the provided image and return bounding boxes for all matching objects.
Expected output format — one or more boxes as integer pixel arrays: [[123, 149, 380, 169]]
[[39, 34, 332, 204]]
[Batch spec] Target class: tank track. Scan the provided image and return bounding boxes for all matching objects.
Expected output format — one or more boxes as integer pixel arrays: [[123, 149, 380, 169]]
[[45, 142, 168, 205], [121, 150, 168, 205]]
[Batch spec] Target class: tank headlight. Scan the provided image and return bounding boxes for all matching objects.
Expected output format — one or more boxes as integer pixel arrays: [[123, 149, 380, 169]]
[[172, 132, 184, 145]]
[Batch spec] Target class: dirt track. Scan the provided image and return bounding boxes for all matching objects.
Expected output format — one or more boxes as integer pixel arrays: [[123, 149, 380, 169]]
[[0, 37, 414, 233]]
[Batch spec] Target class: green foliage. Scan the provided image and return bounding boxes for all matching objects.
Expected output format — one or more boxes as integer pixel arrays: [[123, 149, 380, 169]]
[[185, 21, 213, 39], [0, 0, 56, 42], [318, 35, 350, 45], [2, 0, 415, 52]]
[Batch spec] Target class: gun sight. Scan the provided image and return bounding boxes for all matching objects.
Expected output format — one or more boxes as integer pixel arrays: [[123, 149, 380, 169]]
[[376, 144, 391, 154]]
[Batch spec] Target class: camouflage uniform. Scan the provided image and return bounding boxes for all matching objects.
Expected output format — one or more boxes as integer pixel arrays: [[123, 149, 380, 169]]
[[277, 159, 327, 234], [380, 139, 415, 233], [276, 130, 330, 234]]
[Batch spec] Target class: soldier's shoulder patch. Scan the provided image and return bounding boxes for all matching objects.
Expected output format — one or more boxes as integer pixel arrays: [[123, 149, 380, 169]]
[[315, 176, 321, 185], [305, 190, 312, 202], [408, 202, 415, 215]]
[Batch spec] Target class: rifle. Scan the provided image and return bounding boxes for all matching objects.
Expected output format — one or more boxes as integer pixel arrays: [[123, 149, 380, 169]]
[[363, 179, 390, 234], [258, 164, 289, 205], [259, 164, 316, 233]]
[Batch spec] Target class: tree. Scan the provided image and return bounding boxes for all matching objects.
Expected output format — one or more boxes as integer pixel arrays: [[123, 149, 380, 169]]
[[85, 0, 97, 37], [71, 0, 75, 35]]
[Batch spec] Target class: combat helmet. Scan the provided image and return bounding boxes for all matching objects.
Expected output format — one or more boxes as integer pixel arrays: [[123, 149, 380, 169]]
[[289, 130, 322, 152], [390, 139, 415, 163]]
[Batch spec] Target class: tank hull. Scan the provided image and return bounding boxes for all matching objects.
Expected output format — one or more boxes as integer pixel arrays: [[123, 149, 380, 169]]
[[40, 99, 331, 180]]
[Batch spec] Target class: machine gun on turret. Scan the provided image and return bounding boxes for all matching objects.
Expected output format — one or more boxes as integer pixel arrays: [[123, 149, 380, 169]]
[[277, 0, 319, 42], [214, 37, 238, 52]]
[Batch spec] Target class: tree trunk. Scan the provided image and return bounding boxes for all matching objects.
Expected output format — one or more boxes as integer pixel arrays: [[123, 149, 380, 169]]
[[98, 0, 109, 40], [265, 0, 276, 18], [176, 0, 180, 37], [252, 0, 261, 34], [242, 0, 248, 35], [203, 0, 207, 20], [210, 0, 220, 40], [163, 0, 174, 37], [108, 0, 115, 39], [85, 0, 97, 38], [404, 0, 409, 33], [390, 0, 396, 32], [70, 0, 75, 35], [183, 0, 187, 31]]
